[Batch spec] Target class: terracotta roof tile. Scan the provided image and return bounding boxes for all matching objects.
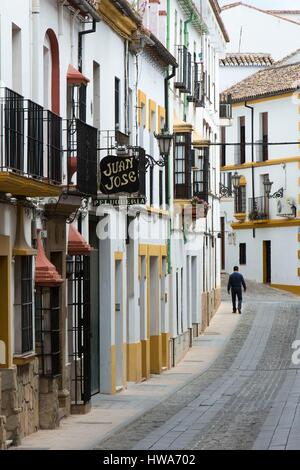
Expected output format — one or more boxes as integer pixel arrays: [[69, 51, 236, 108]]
[[220, 53, 274, 67], [221, 62, 300, 102]]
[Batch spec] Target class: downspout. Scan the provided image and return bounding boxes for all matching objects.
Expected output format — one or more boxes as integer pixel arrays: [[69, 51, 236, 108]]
[[78, 19, 97, 72], [245, 102, 255, 238]]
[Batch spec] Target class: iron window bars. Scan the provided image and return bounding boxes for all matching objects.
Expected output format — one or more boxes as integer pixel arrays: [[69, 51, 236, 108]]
[[13, 256, 34, 355], [248, 196, 269, 220], [0, 87, 62, 184], [220, 94, 232, 119], [234, 186, 246, 214], [67, 255, 91, 405], [35, 286, 61, 377], [67, 118, 98, 195], [174, 46, 192, 94], [187, 62, 205, 107]]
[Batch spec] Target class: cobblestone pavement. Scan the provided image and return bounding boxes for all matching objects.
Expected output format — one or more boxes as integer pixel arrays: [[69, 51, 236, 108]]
[[96, 280, 300, 450]]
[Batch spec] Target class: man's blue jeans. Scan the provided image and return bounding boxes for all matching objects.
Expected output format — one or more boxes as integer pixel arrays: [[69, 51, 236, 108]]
[[231, 287, 242, 312]]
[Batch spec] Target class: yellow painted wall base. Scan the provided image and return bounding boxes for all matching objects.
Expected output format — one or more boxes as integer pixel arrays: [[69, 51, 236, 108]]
[[162, 333, 170, 369], [270, 284, 300, 296], [150, 335, 162, 375], [141, 339, 150, 379], [127, 342, 142, 383], [123, 343, 127, 390]]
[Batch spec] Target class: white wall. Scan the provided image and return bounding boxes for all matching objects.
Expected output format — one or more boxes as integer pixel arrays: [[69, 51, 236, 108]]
[[221, 5, 300, 60]]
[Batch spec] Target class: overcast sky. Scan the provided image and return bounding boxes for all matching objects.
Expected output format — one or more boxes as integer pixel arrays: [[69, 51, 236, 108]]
[[218, 0, 300, 8]]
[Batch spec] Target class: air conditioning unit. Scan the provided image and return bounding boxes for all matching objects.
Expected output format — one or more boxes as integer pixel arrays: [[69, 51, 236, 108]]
[[277, 197, 296, 218]]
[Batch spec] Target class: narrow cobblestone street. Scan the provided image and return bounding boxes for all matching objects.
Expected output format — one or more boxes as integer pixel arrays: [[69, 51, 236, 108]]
[[95, 280, 300, 451]]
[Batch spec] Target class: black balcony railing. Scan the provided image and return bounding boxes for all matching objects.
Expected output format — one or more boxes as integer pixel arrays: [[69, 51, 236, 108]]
[[67, 118, 98, 196], [27, 100, 44, 178], [0, 88, 62, 184], [220, 94, 232, 119], [3, 88, 25, 172], [187, 62, 204, 107], [47, 111, 63, 184], [248, 196, 269, 220], [174, 46, 192, 94]]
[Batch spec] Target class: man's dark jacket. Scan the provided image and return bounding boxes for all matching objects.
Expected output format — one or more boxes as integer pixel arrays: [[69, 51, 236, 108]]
[[227, 272, 246, 292]]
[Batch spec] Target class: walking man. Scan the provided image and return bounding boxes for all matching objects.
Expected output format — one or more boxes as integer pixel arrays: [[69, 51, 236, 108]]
[[227, 266, 247, 314]]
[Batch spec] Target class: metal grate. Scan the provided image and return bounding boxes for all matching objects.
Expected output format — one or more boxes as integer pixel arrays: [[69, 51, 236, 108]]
[[67, 255, 91, 405], [21, 256, 33, 354], [35, 286, 61, 377]]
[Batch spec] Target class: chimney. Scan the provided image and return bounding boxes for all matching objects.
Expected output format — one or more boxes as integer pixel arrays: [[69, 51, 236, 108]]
[[148, 0, 160, 37], [158, 9, 167, 46]]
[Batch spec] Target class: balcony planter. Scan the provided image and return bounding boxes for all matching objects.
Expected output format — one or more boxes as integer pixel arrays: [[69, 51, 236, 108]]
[[248, 211, 268, 221], [234, 212, 246, 222], [183, 197, 209, 222]]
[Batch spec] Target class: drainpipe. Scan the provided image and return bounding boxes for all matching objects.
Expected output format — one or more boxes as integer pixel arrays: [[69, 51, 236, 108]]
[[78, 19, 97, 73], [32, 0, 40, 104], [245, 102, 255, 238]]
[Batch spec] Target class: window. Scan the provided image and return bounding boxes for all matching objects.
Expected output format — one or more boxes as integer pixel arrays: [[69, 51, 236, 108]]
[[193, 146, 210, 202], [35, 286, 61, 376], [174, 132, 192, 199], [159, 170, 163, 207], [14, 256, 34, 355], [239, 243, 246, 265], [238, 116, 246, 164], [235, 186, 246, 213], [261, 112, 268, 161], [220, 126, 226, 167], [115, 77, 120, 130]]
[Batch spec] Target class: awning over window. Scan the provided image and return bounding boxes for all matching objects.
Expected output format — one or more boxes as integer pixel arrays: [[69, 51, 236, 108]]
[[68, 224, 92, 256], [35, 232, 63, 287], [67, 64, 90, 86]]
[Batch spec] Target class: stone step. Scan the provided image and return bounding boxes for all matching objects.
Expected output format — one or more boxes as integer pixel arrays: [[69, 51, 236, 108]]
[[58, 408, 65, 422], [5, 439, 13, 448]]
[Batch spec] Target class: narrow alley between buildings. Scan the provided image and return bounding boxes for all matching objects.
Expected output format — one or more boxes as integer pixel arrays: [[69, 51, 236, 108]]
[[14, 278, 300, 451]]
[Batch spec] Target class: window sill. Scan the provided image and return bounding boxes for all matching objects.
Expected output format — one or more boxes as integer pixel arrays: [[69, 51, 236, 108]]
[[13, 353, 37, 366]]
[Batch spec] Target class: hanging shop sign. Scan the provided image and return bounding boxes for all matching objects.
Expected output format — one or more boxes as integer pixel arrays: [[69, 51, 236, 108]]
[[100, 155, 140, 195], [93, 196, 146, 207]]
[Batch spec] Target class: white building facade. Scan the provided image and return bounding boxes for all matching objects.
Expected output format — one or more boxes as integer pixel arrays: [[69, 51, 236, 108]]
[[220, 62, 300, 295], [0, 0, 228, 448]]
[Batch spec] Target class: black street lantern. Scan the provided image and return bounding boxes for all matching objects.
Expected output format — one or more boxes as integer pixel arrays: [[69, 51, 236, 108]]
[[263, 176, 274, 197], [232, 171, 241, 189], [155, 128, 174, 159]]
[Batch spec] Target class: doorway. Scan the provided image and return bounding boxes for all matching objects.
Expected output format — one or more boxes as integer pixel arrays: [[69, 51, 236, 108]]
[[115, 259, 123, 390], [263, 241, 271, 284]]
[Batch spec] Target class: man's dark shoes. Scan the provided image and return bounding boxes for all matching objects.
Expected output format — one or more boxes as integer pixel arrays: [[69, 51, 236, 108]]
[[238, 309, 242, 314], [233, 310, 236, 314]]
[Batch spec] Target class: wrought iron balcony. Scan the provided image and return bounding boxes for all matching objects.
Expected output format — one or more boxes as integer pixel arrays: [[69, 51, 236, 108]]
[[0, 88, 63, 196], [67, 118, 98, 196], [174, 46, 192, 94], [187, 62, 204, 107], [220, 93, 232, 120], [248, 196, 269, 220]]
